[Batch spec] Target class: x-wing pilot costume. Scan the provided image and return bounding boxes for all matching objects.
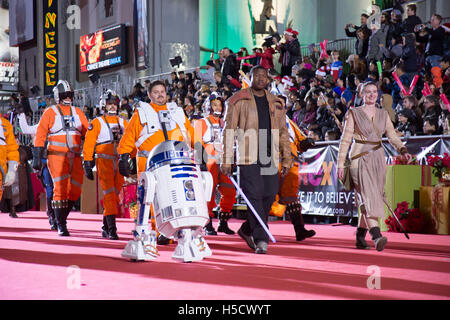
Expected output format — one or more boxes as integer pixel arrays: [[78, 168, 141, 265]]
[[194, 95, 236, 235], [83, 90, 128, 240], [117, 88, 195, 244], [33, 80, 90, 237], [270, 116, 316, 241], [0, 115, 20, 205]]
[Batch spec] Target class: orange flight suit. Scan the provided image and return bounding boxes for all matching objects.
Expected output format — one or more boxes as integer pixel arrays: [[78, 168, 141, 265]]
[[118, 102, 194, 175], [0, 116, 20, 200], [83, 115, 128, 217], [34, 104, 89, 205], [194, 114, 236, 217], [270, 117, 307, 216]]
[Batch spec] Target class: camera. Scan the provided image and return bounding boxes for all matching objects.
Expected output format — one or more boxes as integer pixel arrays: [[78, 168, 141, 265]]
[[415, 24, 425, 32]]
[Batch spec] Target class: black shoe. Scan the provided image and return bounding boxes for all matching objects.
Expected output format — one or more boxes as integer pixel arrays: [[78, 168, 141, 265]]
[[238, 226, 256, 250], [47, 198, 57, 230], [217, 220, 235, 235], [9, 211, 18, 218], [102, 217, 109, 238], [54, 208, 70, 237], [49, 215, 57, 230], [356, 227, 371, 250], [217, 211, 235, 235], [204, 219, 217, 236], [255, 241, 268, 254], [294, 226, 316, 241], [369, 227, 388, 252], [104, 215, 119, 240], [157, 234, 171, 245]]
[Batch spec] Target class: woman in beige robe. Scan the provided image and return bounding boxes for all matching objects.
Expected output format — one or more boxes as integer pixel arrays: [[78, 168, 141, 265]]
[[337, 82, 412, 251]]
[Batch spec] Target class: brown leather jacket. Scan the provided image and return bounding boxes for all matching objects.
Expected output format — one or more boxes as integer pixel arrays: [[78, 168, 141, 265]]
[[221, 88, 292, 169]]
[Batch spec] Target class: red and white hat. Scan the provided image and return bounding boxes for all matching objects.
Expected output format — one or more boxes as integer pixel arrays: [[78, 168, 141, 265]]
[[315, 66, 327, 78], [284, 28, 299, 37], [282, 76, 294, 87]]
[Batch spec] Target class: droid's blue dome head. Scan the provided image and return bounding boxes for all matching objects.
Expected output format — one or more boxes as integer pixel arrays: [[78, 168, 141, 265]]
[[147, 140, 192, 171]]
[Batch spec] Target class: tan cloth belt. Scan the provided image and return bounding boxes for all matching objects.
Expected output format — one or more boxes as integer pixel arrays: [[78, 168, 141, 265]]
[[354, 139, 381, 146], [351, 143, 382, 161]]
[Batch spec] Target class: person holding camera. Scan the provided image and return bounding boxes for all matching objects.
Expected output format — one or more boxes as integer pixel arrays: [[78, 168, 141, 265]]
[[273, 28, 302, 77], [83, 90, 129, 240], [416, 14, 446, 81]]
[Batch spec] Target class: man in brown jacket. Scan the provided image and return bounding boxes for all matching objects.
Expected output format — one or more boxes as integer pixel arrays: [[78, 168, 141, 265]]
[[220, 66, 292, 254]]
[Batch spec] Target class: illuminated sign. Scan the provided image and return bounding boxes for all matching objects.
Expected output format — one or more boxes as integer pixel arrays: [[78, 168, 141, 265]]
[[0, 62, 18, 85], [80, 24, 128, 73], [1, 0, 19, 91], [43, 0, 58, 95]]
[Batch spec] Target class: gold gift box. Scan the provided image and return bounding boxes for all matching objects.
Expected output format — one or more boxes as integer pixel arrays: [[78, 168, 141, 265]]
[[419, 186, 450, 235]]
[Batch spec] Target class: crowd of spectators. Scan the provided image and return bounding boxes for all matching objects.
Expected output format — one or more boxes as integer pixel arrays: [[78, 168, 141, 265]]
[[7, 3, 450, 143]]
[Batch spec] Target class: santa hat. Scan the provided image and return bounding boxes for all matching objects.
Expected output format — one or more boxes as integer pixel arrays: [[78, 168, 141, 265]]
[[274, 76, 282, 81], [282, 76, 294, 87], [284, 28, 299, 37], [289, 87, 299, 93], [315, 67, 327, 78]]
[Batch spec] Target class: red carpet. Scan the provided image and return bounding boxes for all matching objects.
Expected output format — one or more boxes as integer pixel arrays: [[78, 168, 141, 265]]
[[0, 211, 449, 300]]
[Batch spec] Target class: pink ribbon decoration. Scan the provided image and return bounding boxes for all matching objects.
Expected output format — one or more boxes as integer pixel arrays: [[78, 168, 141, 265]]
[[440, 93, 450, 112], [424, 82, 432, 96], [236, 54, 257, 61], [407, 75, 419, 96], [320, 39, 329, 60], [242, 62, 254, 67], [392, 71, 408, 96]]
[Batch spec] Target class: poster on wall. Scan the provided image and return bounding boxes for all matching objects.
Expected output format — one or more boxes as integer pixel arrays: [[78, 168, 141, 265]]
[[9, 0, 35, 46], [43, 0, 58, 95], [80, 24, 128, 73], [0, 0, 19, 91], [134, 0, 149, 71]]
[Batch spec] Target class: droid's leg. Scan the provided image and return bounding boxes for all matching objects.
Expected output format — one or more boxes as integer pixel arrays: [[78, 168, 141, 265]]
[[172, 228, 211, 263], [122, 181, 158, 261]]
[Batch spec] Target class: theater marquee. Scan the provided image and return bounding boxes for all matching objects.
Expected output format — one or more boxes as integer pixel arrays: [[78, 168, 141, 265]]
[[43, 0, 58, 95]]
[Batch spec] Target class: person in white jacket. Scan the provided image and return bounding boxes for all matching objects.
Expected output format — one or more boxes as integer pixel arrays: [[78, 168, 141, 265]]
[[17, 108, 56, 230]]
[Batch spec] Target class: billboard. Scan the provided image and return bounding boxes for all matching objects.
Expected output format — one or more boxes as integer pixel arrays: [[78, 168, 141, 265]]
[[80, 24, 128, 73], [9, 0, 35, 47], [134, 0, 149, 71], [0, 0, 19, 91]]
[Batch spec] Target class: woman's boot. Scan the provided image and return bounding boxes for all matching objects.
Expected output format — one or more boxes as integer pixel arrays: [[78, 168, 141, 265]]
[[356, 227, 371, 249], [369, 227, 388, 252]]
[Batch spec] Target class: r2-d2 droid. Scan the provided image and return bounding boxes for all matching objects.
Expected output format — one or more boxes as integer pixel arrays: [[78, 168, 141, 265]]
[[122, 140, 214, 263]]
